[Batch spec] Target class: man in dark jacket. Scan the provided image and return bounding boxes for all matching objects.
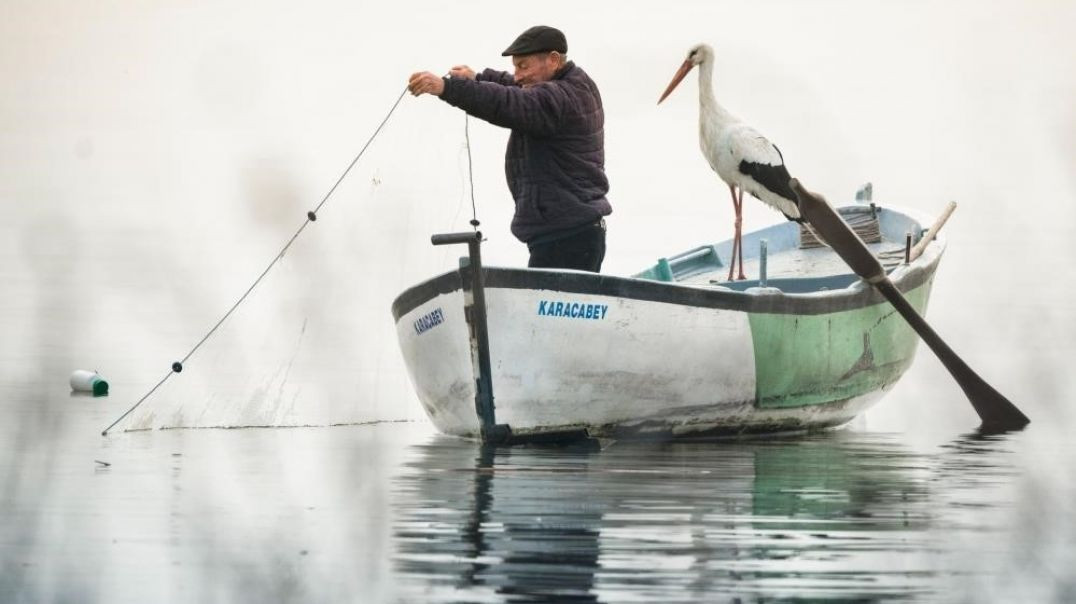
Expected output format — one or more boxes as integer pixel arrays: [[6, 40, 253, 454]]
[[408, 25, 612, 272]]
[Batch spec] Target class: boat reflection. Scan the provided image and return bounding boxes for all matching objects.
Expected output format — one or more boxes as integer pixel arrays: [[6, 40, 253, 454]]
[[393, 440, 604, 602], [391, 430, 1021, 601]]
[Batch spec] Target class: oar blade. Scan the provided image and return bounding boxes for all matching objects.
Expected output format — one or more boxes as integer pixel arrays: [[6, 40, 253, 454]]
[[788, 179, 1029, 432], [873, 280, 1030, 432], [962, 375, 1031, 434]]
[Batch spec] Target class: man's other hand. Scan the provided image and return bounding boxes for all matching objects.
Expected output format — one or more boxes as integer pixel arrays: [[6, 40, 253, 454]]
[[408, 72, 444, 97], [449, 65, 476, 80]]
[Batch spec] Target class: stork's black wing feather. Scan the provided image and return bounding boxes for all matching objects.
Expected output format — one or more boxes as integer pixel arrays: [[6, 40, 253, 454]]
[[738, 145, 802, 222]]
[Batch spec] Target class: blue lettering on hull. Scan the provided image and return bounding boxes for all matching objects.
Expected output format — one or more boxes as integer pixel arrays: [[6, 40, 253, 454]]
[[413, 307, 445, 335], [537, 300, 609, 320]]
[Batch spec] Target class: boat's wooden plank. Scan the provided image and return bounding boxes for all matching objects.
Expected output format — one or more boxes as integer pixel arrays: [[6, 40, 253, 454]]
[[800, 207, 882, 249], [681, 241, 905, 286]]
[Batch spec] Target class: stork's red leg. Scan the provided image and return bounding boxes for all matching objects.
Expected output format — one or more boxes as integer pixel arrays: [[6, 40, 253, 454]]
[[727, 184, 739, 281], [736, 187, 746, 280]]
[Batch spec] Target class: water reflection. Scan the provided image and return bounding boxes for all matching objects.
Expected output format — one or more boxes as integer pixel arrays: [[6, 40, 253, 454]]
[[394, 441, 602, 602], [392, 431, 1032, 602]]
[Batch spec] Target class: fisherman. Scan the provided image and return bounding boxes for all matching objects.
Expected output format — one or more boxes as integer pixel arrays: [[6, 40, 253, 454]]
[[408, 25, 612, 272]]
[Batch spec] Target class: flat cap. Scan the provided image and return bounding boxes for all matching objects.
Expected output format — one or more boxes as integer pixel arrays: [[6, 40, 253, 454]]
[[501, 25, 567, 56]]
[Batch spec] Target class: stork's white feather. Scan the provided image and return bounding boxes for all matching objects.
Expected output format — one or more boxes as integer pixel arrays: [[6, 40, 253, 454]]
[[689, 44, 800, 220]]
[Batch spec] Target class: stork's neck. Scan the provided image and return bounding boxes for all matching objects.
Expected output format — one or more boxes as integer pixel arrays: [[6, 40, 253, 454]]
[[697, 59, 736, 129]]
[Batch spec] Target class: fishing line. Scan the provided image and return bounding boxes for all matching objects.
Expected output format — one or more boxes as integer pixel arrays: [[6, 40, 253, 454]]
[[464, 114, 480, 230], [448, 116, 472, 229], [102, 85, 409, 436]]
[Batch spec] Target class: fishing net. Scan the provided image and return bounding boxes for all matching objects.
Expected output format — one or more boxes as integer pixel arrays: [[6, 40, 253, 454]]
[[116, 101, 512, 431]]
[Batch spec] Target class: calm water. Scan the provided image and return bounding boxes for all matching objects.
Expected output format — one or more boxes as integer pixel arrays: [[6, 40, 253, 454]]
[[392, 430, 1073, 603], [4, 386, 1075, 602]]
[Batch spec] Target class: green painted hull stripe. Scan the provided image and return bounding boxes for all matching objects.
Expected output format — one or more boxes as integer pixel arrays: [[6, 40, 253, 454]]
[[749, 280, 933, 409]]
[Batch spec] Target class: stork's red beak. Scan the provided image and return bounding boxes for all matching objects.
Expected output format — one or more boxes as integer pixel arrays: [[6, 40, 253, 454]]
[[658, 59, 694, 104]]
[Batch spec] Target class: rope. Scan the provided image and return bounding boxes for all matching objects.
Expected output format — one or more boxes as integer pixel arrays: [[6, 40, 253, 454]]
[[102, 85, 409, 436]]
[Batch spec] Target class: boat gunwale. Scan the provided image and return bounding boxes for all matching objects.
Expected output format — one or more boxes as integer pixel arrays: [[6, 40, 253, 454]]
[[392, 206, 945, 321], [392, 251, 941, 321]]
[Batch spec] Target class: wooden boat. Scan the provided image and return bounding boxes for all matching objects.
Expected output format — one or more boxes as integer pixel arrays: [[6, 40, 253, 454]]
[[391, 195, 944, 441]]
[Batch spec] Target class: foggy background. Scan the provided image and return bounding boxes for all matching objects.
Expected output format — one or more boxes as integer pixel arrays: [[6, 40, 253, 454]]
[[3, 0, 1072, 433], [2, 0, 1074, 601]]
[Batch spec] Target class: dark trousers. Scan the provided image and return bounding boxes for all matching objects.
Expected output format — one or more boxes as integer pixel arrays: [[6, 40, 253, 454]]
[[527, 221, 606, 272]]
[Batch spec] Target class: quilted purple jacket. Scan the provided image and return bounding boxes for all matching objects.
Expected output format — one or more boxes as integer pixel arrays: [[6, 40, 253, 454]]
[[440, 62, 612, 243]]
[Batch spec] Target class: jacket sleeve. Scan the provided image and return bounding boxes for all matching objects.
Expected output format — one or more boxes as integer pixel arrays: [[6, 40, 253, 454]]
[[475, 69, 515, 87], [440, 77, 565, 138]]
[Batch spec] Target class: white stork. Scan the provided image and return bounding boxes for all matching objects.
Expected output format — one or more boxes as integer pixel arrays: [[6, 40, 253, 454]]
[[658, 43, 803, 281]]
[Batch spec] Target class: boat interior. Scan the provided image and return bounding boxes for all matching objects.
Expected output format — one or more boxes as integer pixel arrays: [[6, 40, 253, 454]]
[[632, 204, 928, 293]]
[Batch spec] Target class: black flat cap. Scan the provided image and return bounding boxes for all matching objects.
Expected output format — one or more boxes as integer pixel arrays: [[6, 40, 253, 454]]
[[501, 25, 567, 56]]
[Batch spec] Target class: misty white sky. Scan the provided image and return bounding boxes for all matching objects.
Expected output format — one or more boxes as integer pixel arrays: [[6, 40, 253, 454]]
[[2, 0, 1073, 435]]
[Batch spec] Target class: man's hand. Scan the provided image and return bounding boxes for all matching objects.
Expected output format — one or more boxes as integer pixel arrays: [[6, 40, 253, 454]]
[[408, 71, 444, 97], [449, 65, 476, 80]]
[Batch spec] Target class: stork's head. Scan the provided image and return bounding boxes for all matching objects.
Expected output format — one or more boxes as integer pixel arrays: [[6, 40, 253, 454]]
[[658, 43, 713, 104]]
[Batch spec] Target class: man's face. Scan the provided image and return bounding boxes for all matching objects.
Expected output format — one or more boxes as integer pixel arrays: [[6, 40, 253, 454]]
[[512, 52, 560, 88]]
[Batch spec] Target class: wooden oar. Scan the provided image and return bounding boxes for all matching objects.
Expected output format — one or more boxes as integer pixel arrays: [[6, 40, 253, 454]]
[[789, 179, 1029, 432], [910, 201, 957, 262]]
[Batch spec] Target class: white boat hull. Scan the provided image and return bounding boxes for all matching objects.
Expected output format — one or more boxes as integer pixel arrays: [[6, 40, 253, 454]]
[[393, 205, 943, 440]]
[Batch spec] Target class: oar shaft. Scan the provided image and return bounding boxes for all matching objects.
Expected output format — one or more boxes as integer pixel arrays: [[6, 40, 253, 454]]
[[873, 279, 1029, 429], [910, 201, 957, 262], [789, 178, 1029, 431]]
